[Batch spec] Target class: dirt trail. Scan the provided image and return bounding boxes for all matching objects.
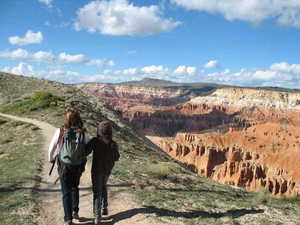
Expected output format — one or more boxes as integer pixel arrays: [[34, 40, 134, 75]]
[[0, 113, 162, 225]]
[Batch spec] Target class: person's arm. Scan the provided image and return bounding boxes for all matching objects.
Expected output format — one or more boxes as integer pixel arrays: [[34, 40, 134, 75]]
[[48, 129, 60, 163], [85, 137, 95, 157], [112, 141, 120, 161]]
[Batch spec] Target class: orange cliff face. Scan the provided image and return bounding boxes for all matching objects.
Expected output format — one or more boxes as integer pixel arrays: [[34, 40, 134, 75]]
[[78, 83, 300, 196], [148, 122, 300, 196]]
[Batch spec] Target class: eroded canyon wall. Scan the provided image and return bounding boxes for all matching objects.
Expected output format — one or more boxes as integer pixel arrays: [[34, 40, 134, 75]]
[[78, 83, 300, 196], [148, 122, 300, 196]]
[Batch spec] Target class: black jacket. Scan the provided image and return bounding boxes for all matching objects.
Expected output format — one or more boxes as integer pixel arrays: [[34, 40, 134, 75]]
[[86, 137, 120, 175]]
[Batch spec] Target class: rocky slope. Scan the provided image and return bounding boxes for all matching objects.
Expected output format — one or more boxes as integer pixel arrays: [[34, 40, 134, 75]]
[[78, 80, 300, 197]]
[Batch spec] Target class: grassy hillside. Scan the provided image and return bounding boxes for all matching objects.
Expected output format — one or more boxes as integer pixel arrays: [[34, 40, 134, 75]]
[[1, 72, 300, 225], [0, 117, 43, 225]]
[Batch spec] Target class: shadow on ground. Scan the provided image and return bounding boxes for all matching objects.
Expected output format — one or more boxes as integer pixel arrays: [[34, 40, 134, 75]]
[[0, 185, 93, 193], [0, 182, 132, 194], [79, 205, 264, 225]]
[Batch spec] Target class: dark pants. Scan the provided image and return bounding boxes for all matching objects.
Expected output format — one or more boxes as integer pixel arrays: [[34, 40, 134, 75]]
[[92, 173, 109, 217], [59, 163, 82, 222]]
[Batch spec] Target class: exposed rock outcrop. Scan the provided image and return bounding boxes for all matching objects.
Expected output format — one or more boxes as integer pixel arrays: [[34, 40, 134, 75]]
[[190, 87, 300, 110], [148, 123, 300, 196], [78, 82, 300, 196], [77, 83, 187, 110]]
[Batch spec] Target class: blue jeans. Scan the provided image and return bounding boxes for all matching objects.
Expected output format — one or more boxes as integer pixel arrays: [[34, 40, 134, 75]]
[[92, 173, 109, 217], [59, 164, 81, 222]]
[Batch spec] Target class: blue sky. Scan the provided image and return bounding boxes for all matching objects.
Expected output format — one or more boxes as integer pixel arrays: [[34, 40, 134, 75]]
[[1, 0, 300, 88]]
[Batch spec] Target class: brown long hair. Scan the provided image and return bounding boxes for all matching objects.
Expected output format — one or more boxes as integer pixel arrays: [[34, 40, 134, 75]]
[[63, 108, 85, 131]]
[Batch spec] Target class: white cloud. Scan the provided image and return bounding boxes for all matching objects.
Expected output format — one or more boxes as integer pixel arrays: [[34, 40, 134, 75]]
[[224, 69, 231, 74], [58, 52, 87, 64], [203, 62, 300, 88], [2, 62, 35, 77], [204, 60, 219, 69], [173, 65, 186, 74], [38, 0, 53, 8], [3, 60, 300, 88], [174, 65, 197, 76], [1, 65, 85, 83], [270, 62, 300, 74], [58, 53, 115, 66], [87, 59, 115, 67], [57, 53, 115, 66], [33, 51, 55, 62], [9, 30, 43, 46], [251, 70, 279, 80], [80, 73, 124, 83], [10, 48, 29, 60], [123, 68, 139, 75], [141, 65, 169, 74], [48, 70, 80, 77], [0, 49, 54, 62], [74, 0, 181, 36], [187, 66, 197, 75], [0, 49, 115, 67], [172, 0, 300, 28], [1, 63, 118, 83], [96, 64, 199, 82], [0, 48, 30, 60]]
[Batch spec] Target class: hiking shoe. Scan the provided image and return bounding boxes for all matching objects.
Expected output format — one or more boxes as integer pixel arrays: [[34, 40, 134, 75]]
[[73, 211, 79, 220], [64, 220, 72, 225], [94, 216, 101, 225], [102, 208, 108, 216]]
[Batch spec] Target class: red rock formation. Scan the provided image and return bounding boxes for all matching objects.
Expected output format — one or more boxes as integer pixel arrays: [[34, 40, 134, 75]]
[[78, 83, 300, 196], [77, 83, 186, 111], [148, 122, 300, 196]]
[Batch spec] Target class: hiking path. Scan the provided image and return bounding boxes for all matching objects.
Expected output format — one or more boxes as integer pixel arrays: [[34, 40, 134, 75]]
[[0, 113, 162, 225]]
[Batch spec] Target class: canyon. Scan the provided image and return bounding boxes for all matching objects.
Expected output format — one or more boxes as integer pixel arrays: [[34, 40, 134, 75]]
[[77, 79, 300, 196]]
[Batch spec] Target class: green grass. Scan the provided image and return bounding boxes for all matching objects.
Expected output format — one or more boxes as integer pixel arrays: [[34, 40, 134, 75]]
[[0, 91, 60, 114], [0, 90, 67, 128], [0, 118, 43, 225]]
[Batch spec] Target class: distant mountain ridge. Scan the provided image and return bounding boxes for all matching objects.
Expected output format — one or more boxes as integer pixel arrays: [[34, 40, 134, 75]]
[[121, 77, 300, 93], [121, 77, 224, 89], [121, 77, 177, 87]]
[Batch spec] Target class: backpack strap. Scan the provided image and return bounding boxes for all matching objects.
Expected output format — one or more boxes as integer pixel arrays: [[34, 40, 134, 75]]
[[49, 128, 65, 176], [80, 131, 86, 155], [56, 127, 65, 152]]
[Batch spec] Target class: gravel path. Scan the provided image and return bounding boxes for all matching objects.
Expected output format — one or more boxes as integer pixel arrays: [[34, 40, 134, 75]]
[[0, 112, 161, 225]]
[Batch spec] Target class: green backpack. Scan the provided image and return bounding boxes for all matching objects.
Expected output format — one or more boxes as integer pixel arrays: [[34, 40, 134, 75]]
[[59, 128, 85, 165]]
